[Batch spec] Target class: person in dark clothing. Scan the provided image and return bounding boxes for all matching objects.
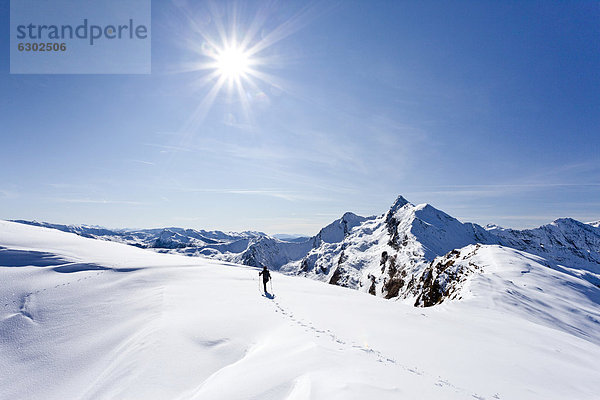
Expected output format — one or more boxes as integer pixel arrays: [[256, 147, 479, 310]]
[[259, 266, 271, 293]]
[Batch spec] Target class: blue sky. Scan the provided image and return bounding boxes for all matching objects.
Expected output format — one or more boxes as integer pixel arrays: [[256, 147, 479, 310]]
[[1, 0, 599, 234]]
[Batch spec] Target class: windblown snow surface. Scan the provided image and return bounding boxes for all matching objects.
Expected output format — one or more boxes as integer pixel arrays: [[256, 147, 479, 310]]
[[1, 221, 599, 399]]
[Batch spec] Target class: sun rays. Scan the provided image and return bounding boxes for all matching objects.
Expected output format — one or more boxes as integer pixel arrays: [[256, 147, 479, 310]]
[[170, 1, 324, 139]]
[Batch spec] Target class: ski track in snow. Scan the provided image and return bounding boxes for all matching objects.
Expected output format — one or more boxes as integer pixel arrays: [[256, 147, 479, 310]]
[[266, 295, 499, 400]]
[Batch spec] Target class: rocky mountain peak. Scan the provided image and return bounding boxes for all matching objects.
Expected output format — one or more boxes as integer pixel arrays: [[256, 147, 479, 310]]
[[552, 217, 581, 226], [317, 212, 367, 244], [388, 195, 411, 214]]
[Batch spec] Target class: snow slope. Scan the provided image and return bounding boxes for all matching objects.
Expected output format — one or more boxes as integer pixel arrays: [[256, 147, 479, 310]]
[[413, 244, 600, 343], [1, 221, 599, 399]]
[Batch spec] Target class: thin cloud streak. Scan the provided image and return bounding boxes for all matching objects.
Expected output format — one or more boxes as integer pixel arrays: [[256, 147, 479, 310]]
[[46, 183, 99, 190], [0, 189, 18, 199], [421, 183, 600, 189], [177, 187, 329, 202], [406, 183, 600, 199], [130, 159, 156, 166], [144, 143, 195, 153], [49, 198, 145, 206]]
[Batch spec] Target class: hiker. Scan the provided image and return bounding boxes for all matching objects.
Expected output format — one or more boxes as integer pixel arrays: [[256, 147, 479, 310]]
[[259, 266, 271, 293]]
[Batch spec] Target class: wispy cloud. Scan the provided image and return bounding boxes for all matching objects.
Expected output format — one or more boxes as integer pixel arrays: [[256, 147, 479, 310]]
[[0, 189, 18, 199], [428, 183, 600, 189], [47, 183, 98, 190], [144, 143, 194, 153], [225, 189, 300, 202], [154, 131, 183, 137], [49, 197, 145, 206], [179, 188, 328, 202], [130, 159, 156, 166], [406, 182, 600, 199], [240, 215, 336, 235]]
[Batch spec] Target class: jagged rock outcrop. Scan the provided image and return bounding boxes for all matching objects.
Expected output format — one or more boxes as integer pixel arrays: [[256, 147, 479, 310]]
[[413, 245, 483, 307]]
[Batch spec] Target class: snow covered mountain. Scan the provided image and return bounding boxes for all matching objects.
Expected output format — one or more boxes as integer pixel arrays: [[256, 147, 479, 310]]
[[10, 213, 373, 273], [1, 220, 599, 399], [282, 196, 503, 300], [486, 219, 600, 285], [240, 196, 600, 304], [10, 195, 600, 305], [11, 220, 268, 251], [229, 212, 371, 270]]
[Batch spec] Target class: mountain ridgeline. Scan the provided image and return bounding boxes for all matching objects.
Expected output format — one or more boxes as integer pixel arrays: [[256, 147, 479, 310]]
[[12, 195, 600, 305]]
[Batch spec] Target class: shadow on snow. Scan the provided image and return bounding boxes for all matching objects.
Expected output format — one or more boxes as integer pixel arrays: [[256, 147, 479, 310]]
[[0, 247, 139, 273]]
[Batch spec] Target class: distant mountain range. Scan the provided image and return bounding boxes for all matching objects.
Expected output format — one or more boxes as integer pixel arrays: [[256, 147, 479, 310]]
[[10, 220, 268, 250], [11, 195, 600, 304]]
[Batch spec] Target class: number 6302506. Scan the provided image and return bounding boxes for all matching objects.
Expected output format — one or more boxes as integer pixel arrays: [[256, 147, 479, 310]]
[[18, 42, 66, 52]]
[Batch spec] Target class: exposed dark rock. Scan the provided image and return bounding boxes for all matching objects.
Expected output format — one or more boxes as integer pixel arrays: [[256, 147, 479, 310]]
[[380, 251, 388, 265], [383, 277, 405, 299], [368, 274, 377, 296], [414, 269, 443, 306], [329, 266, 344, 285], [300, 258, 310, 273], [414, 245, 481, 307], [338, 250, 348, 266]]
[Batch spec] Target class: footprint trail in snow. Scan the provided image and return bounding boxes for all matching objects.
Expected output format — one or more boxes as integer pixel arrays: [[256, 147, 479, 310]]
[[268, 296, 501, 400]]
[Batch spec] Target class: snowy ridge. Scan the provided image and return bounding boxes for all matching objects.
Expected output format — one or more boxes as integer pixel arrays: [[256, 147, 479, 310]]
[[10, 196, 600, 304], [486, 219, 600, 283], [414, 244, 600, 345], [1, 220, 599, 399]]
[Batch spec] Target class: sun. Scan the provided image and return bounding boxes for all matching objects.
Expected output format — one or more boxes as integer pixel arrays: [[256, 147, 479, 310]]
[[176, 2, 310, 130], [215, 45, 251, 81]]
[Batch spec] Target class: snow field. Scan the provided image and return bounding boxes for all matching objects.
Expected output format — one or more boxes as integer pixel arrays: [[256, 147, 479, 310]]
[[1, 221, 599, 399]]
